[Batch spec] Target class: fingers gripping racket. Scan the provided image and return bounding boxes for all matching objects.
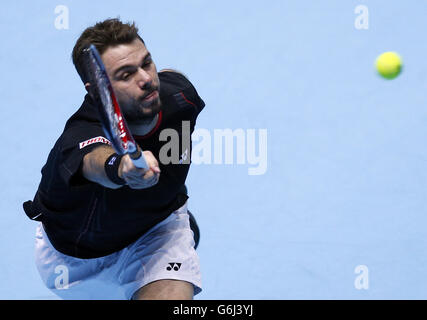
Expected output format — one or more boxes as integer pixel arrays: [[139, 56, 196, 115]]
[[82, 44, 148, 169]]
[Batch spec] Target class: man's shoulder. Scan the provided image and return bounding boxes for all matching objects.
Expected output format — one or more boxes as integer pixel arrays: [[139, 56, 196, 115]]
[[158, 69, 192, 91], [64, 94, 100, 129], [158, 69, 205, 114]]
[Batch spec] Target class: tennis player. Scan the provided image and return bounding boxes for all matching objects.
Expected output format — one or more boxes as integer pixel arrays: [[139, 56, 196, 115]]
[[23, 18, 205, 300]]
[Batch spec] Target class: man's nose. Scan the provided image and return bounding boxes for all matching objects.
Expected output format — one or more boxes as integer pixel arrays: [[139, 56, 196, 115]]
[[136, 68, 152, 89]]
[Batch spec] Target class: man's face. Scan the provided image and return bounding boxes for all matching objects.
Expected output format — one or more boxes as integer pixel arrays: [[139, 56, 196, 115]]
[[100, 39, 161, 122]]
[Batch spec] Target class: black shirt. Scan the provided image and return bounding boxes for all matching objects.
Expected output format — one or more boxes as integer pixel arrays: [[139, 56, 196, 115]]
[[28, 71, 205, 258]]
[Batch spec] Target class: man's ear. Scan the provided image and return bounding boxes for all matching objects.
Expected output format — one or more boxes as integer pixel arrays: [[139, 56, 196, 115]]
[[84, 82, 91, 93]]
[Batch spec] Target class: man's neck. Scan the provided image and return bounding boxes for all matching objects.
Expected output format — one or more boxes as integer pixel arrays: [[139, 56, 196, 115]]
[[128, 114, 159, 136]]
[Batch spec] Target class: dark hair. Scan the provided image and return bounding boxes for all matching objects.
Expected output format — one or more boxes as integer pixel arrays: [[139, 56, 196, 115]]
[[72, 18, 144, 83]]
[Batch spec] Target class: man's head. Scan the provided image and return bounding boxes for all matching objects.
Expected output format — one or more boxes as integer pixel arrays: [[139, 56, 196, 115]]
[[72, 18, 161, 121]]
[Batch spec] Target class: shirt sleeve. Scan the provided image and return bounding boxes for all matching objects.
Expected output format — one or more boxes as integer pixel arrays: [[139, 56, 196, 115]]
[[58, 122, 111, 186], [182, 76, 205, 116], [159, 71, 206, 116]]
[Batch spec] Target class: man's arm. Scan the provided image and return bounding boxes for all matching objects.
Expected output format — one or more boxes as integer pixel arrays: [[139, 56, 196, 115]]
[[82, 145, 121, 189], [82, 145, 161, 189]]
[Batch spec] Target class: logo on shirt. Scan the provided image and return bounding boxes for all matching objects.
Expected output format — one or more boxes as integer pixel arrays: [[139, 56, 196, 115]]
[[79, 136, 111, 149]]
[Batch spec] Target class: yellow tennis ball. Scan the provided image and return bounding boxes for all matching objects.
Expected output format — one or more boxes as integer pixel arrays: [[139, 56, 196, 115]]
[[375, 52, 402, 80]]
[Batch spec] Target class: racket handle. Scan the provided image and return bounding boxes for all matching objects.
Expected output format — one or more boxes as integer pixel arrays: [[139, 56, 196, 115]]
[[129, 146, 149, 169]]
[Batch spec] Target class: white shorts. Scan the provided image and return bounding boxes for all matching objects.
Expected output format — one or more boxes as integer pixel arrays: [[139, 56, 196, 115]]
[[34, 201, 202, 300]]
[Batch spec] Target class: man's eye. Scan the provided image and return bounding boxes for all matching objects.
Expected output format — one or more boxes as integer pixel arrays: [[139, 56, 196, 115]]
[[143, 60, 152, 68]]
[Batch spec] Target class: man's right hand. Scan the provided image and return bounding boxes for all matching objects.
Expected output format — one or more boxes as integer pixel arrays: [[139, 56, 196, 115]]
[[118, 150, 161, 189]]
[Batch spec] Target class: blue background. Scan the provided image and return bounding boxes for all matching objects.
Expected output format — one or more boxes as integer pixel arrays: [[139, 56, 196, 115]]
[[1, 1, 426, 299]]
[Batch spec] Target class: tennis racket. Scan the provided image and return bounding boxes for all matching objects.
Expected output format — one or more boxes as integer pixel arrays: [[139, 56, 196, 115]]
[[82, 44, 148, 169]]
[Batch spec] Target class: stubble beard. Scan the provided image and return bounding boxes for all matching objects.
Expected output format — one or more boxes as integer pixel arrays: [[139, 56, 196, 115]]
[[123, 96, 162, 124]]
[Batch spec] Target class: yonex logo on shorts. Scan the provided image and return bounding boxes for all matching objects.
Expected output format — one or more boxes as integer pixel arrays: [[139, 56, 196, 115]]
[[167, 263, 182, 271]]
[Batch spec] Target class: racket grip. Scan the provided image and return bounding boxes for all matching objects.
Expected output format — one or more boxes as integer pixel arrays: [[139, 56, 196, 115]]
[[129, 146, 149, 169]]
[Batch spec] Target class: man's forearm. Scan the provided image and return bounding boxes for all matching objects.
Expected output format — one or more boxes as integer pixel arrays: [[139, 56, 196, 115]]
[[82, 145, 122, 189]]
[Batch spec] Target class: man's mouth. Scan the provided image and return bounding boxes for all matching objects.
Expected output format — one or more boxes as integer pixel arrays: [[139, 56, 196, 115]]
[[142, 90, 159, 102]]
